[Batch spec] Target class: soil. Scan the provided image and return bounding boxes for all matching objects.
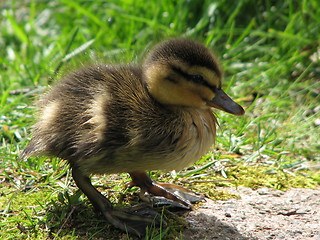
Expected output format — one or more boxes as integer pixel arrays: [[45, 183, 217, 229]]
[[182, 187, 320, 240]]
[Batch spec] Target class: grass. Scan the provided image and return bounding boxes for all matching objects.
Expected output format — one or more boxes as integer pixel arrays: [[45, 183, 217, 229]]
[[1, 0, 319, 239]]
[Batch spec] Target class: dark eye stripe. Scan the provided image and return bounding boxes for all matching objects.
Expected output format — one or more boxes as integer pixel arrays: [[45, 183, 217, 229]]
[[171, 66, 217, 92]]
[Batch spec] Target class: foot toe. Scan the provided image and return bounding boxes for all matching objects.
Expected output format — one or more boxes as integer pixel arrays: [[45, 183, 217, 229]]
[[104, 204, 165, 237]]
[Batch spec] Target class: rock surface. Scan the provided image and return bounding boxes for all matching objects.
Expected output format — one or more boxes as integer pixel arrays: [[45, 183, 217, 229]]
[[183, 187, 320, 240]]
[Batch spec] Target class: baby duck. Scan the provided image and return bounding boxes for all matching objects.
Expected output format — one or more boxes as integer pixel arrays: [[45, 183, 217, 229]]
[[20, 38, 244, 236]]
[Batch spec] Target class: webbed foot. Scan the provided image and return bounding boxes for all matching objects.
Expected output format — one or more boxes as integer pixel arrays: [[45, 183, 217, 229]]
[[105, 204, 164, 237], [128, 171, 204, 209]]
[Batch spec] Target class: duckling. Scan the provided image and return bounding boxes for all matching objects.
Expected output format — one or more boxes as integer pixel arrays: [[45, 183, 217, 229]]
[[20, 38, 244, 236]]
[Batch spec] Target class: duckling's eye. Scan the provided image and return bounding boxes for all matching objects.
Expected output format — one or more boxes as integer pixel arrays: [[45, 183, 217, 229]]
[[189, 74, 217, 92], [189, 74, 205, 85]]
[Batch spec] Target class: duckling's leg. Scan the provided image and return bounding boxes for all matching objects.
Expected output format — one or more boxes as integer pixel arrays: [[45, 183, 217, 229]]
[[128, 171, 204, 209], [71, 168, 163, 237]]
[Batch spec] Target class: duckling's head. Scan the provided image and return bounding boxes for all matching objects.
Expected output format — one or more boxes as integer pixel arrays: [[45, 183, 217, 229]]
[[143, 39, 244, 115]]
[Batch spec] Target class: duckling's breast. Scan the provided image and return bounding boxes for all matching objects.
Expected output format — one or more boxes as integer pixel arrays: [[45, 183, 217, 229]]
[[166, 108, 217, 171]]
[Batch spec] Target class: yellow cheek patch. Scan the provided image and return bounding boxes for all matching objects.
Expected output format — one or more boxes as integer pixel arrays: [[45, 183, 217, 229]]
[[145, 60, 221, 107], [193, 85, 215, 101], [146, 64, 206, 107]]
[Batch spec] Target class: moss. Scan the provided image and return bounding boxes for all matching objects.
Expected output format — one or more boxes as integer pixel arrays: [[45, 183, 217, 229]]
[[0, 188, 53, 240], [308, 170, 320, 185], [226, 165, 319, 190]]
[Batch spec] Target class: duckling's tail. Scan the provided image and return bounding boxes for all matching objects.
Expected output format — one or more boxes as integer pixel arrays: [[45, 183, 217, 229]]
[[19, 141, 39, 160], [19, 146, 33, 160]]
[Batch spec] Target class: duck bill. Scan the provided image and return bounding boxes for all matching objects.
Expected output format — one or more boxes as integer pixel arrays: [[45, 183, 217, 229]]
[[207, 89, 245, 116]]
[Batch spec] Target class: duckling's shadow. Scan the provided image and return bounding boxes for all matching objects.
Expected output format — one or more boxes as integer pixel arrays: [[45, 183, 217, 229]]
[[180, 211, 258, 240]]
